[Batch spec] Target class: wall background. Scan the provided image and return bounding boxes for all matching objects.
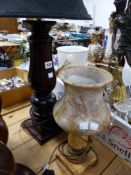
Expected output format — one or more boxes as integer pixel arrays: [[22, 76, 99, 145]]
[[83, 0, 115, 28], [48, 1, 115, 29]]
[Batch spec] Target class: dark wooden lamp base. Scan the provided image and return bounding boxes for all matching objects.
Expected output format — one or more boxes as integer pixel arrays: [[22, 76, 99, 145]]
[[21, 20, 61, 145], [21, 118, 61, 145]]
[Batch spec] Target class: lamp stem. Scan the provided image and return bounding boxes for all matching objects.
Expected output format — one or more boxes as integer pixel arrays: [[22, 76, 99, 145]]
[[21, 20, 61, 145]]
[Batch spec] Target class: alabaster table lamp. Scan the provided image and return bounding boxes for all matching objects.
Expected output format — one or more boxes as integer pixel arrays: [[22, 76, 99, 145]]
[[0, 0, 92, 144], [53, 66, 113, 174]]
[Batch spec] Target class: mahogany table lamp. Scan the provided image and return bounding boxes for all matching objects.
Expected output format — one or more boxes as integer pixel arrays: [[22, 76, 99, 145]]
[[0, 0, 92, 144]]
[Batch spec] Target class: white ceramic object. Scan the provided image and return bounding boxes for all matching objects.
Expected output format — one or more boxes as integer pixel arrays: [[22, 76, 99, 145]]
[[122, 57, 131, 86], [53, 77, 64, 101], [53, 66, 113, 135], [57, 46, 88, 68], [114, 98, 131, 113]]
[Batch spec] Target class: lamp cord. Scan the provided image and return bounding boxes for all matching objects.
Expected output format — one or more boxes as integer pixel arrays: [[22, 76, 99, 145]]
[[36, 138, 95, 174], [58, 141, 91, 164], [36, 140, 67, 174]]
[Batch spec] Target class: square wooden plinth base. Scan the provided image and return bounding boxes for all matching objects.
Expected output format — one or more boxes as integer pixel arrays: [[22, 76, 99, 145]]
[[21, 118, 61, 145], [57, 150, 98, 175]]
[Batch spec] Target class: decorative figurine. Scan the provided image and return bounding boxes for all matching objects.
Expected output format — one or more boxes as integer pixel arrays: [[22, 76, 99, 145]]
[[110, 0, 131, 66], [88, 33, 103, 63]]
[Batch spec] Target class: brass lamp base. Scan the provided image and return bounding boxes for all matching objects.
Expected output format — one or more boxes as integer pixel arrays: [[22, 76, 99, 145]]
[[57, 149, 97, 175], [21, 118, 61, 145]]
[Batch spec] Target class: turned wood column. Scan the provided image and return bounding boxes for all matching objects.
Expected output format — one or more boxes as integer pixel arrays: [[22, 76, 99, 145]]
[[0, 97, 8, 144], [21, 20, 61, 144]]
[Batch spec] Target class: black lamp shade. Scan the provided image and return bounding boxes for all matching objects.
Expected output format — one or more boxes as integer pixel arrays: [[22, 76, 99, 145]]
[[0, 0, 92, 20]]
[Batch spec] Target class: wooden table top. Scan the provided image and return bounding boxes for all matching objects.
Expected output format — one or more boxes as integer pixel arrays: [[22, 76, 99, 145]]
[[0, 40, 20, 47], [2, 101, 131, 175], [53, 37, 91, 43]]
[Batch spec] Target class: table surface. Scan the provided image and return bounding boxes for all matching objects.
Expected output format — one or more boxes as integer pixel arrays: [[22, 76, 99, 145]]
[[0, 40, 20, 47], [53, 37, 91, 42], [2, 101, 131, 175]]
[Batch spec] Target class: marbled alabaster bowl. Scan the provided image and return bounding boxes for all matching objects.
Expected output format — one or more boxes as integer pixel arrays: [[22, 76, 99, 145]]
[[53, 66, 113, 135]]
